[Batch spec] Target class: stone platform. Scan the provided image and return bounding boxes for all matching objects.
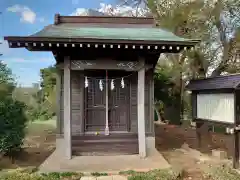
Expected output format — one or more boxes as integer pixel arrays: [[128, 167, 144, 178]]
[[39, 148, 170, 173]]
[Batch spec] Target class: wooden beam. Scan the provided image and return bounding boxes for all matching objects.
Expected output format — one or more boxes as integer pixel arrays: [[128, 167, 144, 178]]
[[71, 59, 147, 71]]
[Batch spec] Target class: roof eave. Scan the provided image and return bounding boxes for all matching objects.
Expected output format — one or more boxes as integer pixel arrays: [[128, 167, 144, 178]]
[[4, 36, 200, 47]]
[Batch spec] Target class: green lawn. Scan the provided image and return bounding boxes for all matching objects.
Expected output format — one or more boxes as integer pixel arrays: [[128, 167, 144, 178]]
[[26, 118, 56, 136]]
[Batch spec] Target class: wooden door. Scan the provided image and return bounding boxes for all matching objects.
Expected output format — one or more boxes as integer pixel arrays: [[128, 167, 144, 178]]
[[108, 78, 130, 131], [84, 71, 130, 132], [84, 78, 106, 131]]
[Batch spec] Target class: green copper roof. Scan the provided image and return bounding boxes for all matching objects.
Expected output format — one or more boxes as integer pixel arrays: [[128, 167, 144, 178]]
[[30, 25, 197, 43]]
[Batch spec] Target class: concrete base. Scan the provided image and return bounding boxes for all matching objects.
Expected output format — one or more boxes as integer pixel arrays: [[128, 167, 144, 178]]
[[56, 136, 64, 153], [40, 137, 170, 173], [46, 136, 167, 173], [39, 151, 170, 173], [146, 136, 156, 156], [212, 149, 227, 160]]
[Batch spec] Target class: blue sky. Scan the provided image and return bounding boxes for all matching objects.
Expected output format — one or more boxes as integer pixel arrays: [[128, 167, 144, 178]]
[[0, 0, 116, 87]]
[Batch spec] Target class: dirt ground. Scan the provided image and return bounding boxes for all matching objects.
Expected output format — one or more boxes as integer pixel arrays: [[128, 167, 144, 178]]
[[0, 121, 232, 179], [155, 123, 234, 180], [0, 121, 56, 169]]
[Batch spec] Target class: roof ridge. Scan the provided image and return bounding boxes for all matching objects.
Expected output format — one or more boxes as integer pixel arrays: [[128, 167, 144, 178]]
[[191, 73, 240, 81], [54, 14, 155, 25], [187, 74, 240, 91]]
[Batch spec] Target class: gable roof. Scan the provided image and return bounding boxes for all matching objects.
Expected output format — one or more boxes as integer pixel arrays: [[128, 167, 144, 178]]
[[4, 15, 200, 47], [186, 74, 240, 91], [27, 24, 196, 44]]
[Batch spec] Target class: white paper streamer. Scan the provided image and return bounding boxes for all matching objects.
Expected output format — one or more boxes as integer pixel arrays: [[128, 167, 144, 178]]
[[99, 80, 103, 91], [121, 78, 125, 88], [85, 76, 88, 88], [111, 79, 115, 90]]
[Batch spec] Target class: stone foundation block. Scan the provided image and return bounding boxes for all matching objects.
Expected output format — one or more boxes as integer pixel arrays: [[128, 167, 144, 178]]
[[212, 149, 227, 160]]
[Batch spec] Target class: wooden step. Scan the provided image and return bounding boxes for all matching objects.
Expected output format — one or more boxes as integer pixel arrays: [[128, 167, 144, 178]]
[[72, 133, 138, 156], [72, 133, 138, 140], [72, 143, 139, 156], [72, 138, 138, 145]]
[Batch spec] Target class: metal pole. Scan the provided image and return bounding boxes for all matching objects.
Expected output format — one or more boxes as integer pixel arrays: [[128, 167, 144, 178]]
[[105, 70, 109, 135]]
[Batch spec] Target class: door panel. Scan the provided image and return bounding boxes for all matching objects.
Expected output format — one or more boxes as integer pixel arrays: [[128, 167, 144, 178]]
[[108, 78, 130, 131], [84, 78, 106, 131], [84, 72, 130, 132]]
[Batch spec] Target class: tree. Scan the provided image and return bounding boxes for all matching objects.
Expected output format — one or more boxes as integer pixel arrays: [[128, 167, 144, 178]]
[[38, 65, 57, 119], [0, 61, 28, 162], [0, 60, 15, 97], [118, 0, 240, 123], [0, 96, 27, 162], [40, 65, 57, 97], [121, 0, 240, 76]]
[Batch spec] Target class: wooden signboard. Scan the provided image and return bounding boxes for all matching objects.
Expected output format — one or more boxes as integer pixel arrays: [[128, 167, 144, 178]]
[[196, 93, 235, 124], [187, 75, 240, 169]]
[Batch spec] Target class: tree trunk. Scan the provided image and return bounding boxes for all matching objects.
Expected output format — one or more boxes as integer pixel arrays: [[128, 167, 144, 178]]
[[180, 68, 184, 123], [154, 104, 162, 122]]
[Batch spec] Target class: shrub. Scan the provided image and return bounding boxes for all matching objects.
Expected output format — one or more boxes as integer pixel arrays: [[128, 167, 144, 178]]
[[128, 169, 183, 180], [0, 96, 28, 161]]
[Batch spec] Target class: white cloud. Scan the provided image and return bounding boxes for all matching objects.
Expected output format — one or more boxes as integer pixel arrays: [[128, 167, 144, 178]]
[[71, 3, 149, 17], [7, 5, 44, 24], [98, 3, 149, 16], [71, 8, 88, 16]]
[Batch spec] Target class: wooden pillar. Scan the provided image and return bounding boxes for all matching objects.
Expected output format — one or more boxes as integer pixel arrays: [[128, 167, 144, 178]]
[[233, 131, 239, 169], [105, 70, 110, 135], [79, 73, 84, 134], [56, 69, 61, 135], [149, 69, 155, 136], [196, 121, 203, 149], [233, 91, 239, 169], [138, 59, 146, 158], [64, 56, 72, 159]]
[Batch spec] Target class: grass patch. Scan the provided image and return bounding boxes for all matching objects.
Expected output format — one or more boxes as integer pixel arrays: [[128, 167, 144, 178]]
[[119, 170, 140, 176], [127, 169, 184, 180], [91, 172, 108, 176], [29, 118, 56, 128], [26, 119, 56, 136], [60, 172, 79, 177], [204, 164, 240, 180], [0, 169, 83, 180]]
